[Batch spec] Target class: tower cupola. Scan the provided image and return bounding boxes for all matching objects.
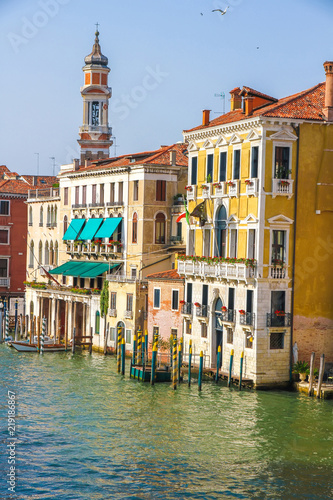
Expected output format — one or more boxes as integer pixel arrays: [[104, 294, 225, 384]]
[[78, 28, 113, 163]]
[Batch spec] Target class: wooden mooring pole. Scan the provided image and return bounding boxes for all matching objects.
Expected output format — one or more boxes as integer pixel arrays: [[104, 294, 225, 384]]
[[198, 351, 203, 391], [117, 326, 122, 373], [227, 349, 234, 388], [215, 345, 221, 384], [121, 338, 125, 376], [72, 327, 76, 354], [151, 342, 157, 386], [316, 354, 325, 399], [172, 337, 177, 390], [239, 351, 244, 390], [308, 352, 315, 397], [188, 339, 192, 387]]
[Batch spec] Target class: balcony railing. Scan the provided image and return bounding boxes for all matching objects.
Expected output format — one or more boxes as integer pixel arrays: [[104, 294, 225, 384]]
[[46, 222, 57, 228], [195, 304, 209, 318], [177, 260, 255, 281], [213, 182, 227, 197], [186, 186, 196, 201], [266, 312, 291, 327], [88, 202, 105, 208], [270, 265, 287, 279], [272, 178, 294, 198], [0, 277, 10, 287], [245, 178, 259, 196], [240, 312, 255, 326], [72, 203, 87, 209], [201, 184, 212, 199], [124, 310, 133, 319], [28, 187, 60, 199], [106, 201, 124, 207], [108, 308, 117, 317], [228, 180, 239, 197], [221, 309, 236, 323], [181, 302, 193, 315]]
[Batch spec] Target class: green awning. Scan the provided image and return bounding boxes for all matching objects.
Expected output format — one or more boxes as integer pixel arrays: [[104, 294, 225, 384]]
[[50, 261, 118, 277], [62, 219, 85, 241], [94, 217, 122, 239], [78, 218, 103, 241]]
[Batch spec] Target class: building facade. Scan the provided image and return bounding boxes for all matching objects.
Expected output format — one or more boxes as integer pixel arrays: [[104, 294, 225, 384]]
[[179, 61, 333, 386]]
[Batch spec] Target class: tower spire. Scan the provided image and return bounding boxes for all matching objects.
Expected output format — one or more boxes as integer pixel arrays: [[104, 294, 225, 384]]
[[78, 28, 113, 163]]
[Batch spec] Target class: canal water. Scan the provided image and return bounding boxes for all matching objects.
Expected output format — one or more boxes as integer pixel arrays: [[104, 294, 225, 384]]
[[0, 347, 332, 500]]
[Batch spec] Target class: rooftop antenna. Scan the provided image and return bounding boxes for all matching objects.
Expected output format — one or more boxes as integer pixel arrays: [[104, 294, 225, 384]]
[[49, 157, 56, 176], [214, 92, 226, 115], [34, 153, 39, 176]]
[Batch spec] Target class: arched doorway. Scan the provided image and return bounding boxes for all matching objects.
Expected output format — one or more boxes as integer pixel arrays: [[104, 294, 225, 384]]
[[213, 297, 223, 367], [215, 205, 227, 258]]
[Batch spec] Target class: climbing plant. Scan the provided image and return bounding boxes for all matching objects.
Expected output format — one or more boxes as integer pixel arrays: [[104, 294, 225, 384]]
[[100, 280, 109, 319]]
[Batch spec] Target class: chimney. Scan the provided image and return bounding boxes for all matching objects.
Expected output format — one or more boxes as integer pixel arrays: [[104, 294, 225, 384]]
[[202, 109, 211, 126], [73, 159, 79, 171], [85, 160, 91, 168], [323, 61, 333, 122], [33, 175, 38, 186], [230, 87, 242, 111], [170, 150, 176, 165], [244, 96, 255, 116]]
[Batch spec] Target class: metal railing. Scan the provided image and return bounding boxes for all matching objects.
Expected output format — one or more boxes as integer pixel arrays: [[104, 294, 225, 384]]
[[106, 201, 124, 207], [178, 260, 255, 281], [181, 302, 193, 315], [240, 312, 255, 326], [221, 309, 236, 323], [28, 187, 60, 199], [195, 304, 209, 318], [72, 203, 87, 209], [266, 312, 291, 327]]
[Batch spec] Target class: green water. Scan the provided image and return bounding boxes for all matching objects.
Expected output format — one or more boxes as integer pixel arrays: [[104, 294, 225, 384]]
[[0, 346, 332, 499]]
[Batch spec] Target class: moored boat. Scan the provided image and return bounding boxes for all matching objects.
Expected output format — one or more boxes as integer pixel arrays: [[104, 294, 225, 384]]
[[11, 341, 67, 353]]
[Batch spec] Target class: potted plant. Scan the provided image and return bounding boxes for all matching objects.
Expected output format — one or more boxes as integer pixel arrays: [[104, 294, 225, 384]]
[[293, 360, 309, 381], [213, 182, 222, 188], [206, 173, 212, 183], [194, 302, 200, 307], [221, 306, 227, 312], [239, 309, 246, 315], [245, 179, 252, 185], [185, 185, 193, 191], [227, 181, 235, 187]]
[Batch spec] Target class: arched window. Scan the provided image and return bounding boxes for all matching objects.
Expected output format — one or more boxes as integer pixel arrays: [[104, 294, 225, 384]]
[[29, 207, 33, 226], [55, 241, 58, 266], [215, 205, 227, 258], [29, 241, 34, 267], [38, 241, 43, 264], [132, 213, 138, 243], [44, 241, 49, 266], [95, 311, 100, 335], [39, 207, 43, 226], [47, 206, 51, 226], [49, 241, 54, 266], [63, 216, 68, 237], [155, 212, 166, 244], [50, 206, 54, 226]]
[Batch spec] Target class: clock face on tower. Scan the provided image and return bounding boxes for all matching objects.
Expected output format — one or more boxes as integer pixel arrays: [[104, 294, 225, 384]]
[[92, 101, 100, 126]]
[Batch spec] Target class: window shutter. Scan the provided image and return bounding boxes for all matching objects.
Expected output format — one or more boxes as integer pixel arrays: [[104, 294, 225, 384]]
[[219, 152, 227, 182]]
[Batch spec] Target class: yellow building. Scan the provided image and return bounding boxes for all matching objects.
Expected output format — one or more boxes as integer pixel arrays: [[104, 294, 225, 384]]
[[179, 61, 333, 387]]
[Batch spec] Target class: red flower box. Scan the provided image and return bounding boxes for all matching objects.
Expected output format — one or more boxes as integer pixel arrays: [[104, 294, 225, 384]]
[[239, 309, 246, 315], [194, 302, 201, 307], [221, 306, 227, 312]]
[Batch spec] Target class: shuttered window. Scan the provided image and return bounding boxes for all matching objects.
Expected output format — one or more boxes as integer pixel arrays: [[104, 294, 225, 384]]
[[219, 152, 227, 182], [156, 180, 166, 201]]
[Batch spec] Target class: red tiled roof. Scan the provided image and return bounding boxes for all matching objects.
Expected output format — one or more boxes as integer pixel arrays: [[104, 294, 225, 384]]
[[240, 86, 277, 102], [146, 269, 183, 281], [0, 168, 57, 195], [184, 82, 326, 133]]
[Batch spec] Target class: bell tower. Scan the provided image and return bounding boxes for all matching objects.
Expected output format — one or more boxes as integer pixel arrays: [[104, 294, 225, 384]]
[[78, 27, 113, 163]]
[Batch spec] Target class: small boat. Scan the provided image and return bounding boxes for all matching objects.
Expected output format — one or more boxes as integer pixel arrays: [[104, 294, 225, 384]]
[[11, 341, 67, 353]]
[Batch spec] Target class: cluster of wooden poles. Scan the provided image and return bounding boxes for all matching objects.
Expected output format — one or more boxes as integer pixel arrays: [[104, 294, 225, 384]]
[[307, 352, 326, 398]]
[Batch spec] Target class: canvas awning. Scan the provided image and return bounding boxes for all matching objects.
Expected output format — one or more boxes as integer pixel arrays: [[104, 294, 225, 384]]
[[62, 219, 85, 241], [94, 217, 122, 239], [78, 218, 104, 241], [50, 261, 118, 277]]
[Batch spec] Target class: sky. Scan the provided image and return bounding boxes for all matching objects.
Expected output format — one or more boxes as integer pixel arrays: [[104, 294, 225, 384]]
[[1, 0, 332, 176]]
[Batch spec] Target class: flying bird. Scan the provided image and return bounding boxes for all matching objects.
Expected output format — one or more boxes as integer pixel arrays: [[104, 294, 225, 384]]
[[212, 7, 229, 15]]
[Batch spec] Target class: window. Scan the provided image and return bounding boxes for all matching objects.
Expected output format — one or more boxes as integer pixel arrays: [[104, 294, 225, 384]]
[[118, 182, 123, 203], [44, 241, 49, 265], [39, 207, 43, 227], [64, 187, 68, 206], [227, 328, 233, 344], [177, 222, 182, 241], [219, 152, 227, 182], [248, 229, 256, 260], [188, 229, 195, 256], [251, 146, 259, 178], [185, 320, 191, 335], [270, 332, 284, 349], [202, 284, 208, 309], [201, 323, 207, 338], [126, 293, 133, 312], [230, 229, 238, 258], [153, 326, 159, 340], [155, 213, 166, 244], [156, 180, 166, 201], [228, 288, 235, 311], [80, 277, 84, 288], [186, 282, 192, 303], [63, 216, 68, 237], [133, 180, 139, 201], [130, 268, 137, 279], [92, 184, 97, 204], [50, 241, 54, 266], [110, 327, 116, 342], [110, 183, 115, 203], [190, 157, 197, 185], [233, 149, 241, 180], [271, 230, 286, 265], [0, 258, 8, 277], [29, 207, 33, 226], [0, 200, 9, 215], [203, 228, 210, 257], [55, 241, 58, 266], [39, 241, 43, 264], [82, 185, 87, 205], [0, 229, 9, 244], [274, 146, 290, 179], [95, 311, 100, 334], [91, 101, 100, 126], [75, 186, 79, 205], [206, 154, 213, 182], [153, 288, 161, 308], [125, 329, 132, 344], [171, 290, 179, 311], [132, 213, 138, 243], [29, 241, 34, 268], [100, 184, 104, 205], [171, 328, 178, 339], [245, 333, 253, 349], [247, 290, 253, 314], [110, 292, 117, 310]]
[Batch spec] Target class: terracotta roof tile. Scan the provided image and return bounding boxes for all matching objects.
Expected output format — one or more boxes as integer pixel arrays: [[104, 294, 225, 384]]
[[146, 269, 183, 281], [240, 86, 277, 102]]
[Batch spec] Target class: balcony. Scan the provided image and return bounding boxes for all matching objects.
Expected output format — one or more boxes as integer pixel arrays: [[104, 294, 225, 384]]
[[28, 187, 60, 200], [221, 309, 236, 324], [88, 202, 105, 209], [181, 302, 193, 316], [195, 304, 209, 318], [227, 180, 239, 197], [46, 222, 57, 228], [124, 310, 133, 319], [106, 201, 124, 207], [0, 277, 10, 287], [245, 178, 259, 196], [72, 203, 87, 209], [185, 186, 196, 201], [272, 178, 294, 199], [213, 182, 227, 197], [266, 312, 291, 328], [201, 184, 212, 199], [240, 312, 255, 327], [108, 308, 117, 317], [269, 265, 287, 279], [177, 260, 256, 282]]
